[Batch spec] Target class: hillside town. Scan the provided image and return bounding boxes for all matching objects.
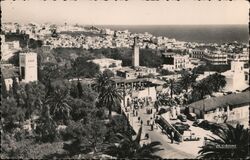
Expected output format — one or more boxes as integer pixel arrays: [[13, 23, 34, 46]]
[[1, 22, 249, 159]]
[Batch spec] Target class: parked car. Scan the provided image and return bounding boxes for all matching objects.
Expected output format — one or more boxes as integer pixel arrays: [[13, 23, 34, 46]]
[[173, 122, 190, 134], [183, 132, 201, 141], [177, 114, 187, 122], [192, 119, 204, 127], [187, 113, 197, 121]]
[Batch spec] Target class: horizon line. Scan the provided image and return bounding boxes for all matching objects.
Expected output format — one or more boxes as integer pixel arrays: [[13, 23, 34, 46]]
[[2, 22, 248, 26]]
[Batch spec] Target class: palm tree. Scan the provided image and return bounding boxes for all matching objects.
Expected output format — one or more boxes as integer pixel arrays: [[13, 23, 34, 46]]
[[179, 72, 198, 92], [198, 123, 250, 159], [47, 87, 72, 122], [163, 78, 181, 98], [208, 73, 226, 92], [94, 74, 122, 118], [99, 85, 122, 118], [105, 127, 163, 159], [93, 74, 111, 93], [191, 80, 213, 101]]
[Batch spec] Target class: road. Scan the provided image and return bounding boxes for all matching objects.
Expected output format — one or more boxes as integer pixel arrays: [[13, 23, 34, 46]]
[[136, 106, 196, 159]]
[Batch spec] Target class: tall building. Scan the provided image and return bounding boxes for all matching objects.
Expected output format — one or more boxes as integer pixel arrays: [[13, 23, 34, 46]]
[[132, 37, 139, 67], [203, 50, 228, 65], [162, 53, 192, 71], [19, 52, 38, 83], [222, 60, 249, 92]]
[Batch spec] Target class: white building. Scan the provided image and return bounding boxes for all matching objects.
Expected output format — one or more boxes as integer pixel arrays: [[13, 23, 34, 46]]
[[19, 52, 38, 83], [221, 60, 249, 92], [203, 50, 228, 65], [162, 53, 192, 71], [1, 35, 21, 61], [2, 65, 19, 91], [116, 66, 157, 80], [188, 91, 249, 127], [88, 58, 122, 73]]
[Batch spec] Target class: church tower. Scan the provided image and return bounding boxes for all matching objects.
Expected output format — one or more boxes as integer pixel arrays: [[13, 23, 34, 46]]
[[132, 37, 139, 67]]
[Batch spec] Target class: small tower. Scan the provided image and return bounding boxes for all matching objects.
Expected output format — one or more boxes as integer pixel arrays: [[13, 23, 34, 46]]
[[19, 52, 38, 83], [132, 37, 139, 67]]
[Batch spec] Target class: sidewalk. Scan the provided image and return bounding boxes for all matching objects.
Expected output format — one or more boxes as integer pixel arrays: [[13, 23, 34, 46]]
[[122, 103, 196, 159]]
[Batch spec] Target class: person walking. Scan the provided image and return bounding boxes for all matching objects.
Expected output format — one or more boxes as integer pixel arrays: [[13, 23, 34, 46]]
[[140, 120, 143, 126], [170, 130, 174, 144], [138, 117, 141, 123]]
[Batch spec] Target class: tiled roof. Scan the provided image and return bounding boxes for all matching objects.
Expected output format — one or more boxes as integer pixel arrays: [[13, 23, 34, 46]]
[[188, 91, 250, 112]]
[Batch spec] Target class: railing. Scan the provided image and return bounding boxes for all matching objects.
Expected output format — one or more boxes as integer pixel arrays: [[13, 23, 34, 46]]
[[160, 116, 183, 142]]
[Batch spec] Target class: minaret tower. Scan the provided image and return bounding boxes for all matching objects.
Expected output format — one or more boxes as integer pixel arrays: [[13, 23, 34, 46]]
[[132, 37, 139, 67]]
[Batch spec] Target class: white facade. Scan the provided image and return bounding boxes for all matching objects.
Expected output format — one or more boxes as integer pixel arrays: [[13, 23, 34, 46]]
[[132, 37, 140, 67], [203, 105, 249, 124], [4, 77, 19, 91], [203, 51, 228, 65], [1, 39, 21, 61], [89, 58, 122, 73], [162, 54, 191, 71], [19, 52, 38, 83], [222, 60, 249, 92]]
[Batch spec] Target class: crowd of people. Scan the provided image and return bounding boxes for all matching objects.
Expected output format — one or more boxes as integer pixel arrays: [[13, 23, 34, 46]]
[[124, 96, 159, 141]]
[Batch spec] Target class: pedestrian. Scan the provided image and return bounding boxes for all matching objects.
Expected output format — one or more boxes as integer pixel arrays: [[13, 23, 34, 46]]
[[145, 133, 149, 139], [147, 120, 150, 126], [151, 124, 154, 131], [136, 110, 138, 116], [133, 109, 135, 116], [155, 121, 158, 130], [140, 120, 143, 126], [138, 117, 140, 123], [170, 130, 174, 144]]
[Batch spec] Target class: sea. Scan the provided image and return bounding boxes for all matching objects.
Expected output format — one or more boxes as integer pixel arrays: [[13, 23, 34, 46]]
[[95, 25, 248, 44]]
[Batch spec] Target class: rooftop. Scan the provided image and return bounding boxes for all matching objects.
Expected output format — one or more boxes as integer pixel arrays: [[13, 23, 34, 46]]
[[188, 91, 250, 112]]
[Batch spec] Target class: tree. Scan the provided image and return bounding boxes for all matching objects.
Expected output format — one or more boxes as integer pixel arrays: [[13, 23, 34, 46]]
[[179, 71, 198, 92], [93, 74, 122, 118], [1, 97, 25, 132], [71, 57, 100, 78], [47, 87, 72, 122], [163, 78, 181, 98], [39, 63, 63, 85], [189, 73, 226, 103], [76, 80, 83, 98], [207, 73, 226, 92], [17, 82, 46, 120], [105, 127, 163, 159], [35, 105, 58, 143], [63, 117, 107, 157], [190, 80, 213, 102], [198, 123, 250, 159], [103, 69, 114, 78], [99, 85, 122, 119]]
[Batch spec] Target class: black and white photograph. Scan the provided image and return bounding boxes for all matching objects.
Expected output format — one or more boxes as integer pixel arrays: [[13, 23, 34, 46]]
[[1, 0, 249, 159]]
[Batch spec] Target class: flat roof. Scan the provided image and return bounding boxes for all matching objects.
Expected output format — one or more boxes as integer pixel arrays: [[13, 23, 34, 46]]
[[111, 77, 149, 83], [188, 91, 250, 112]]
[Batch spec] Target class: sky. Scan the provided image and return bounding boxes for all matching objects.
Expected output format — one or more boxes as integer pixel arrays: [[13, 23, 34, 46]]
[[2, 0, 249, 25]]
